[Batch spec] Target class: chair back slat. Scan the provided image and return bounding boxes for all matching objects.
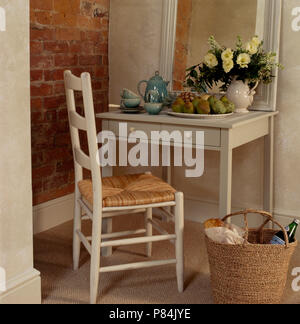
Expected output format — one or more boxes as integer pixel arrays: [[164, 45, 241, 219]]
[[64, 72, 82, 91], [69, 111, 87, 131], [74, 147, 91, 170]]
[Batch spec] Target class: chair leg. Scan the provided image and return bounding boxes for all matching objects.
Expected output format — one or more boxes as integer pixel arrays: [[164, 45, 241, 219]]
[[175, 192, 184, 293], [73, 199, 82, 271], [145, 208, 153, 257], [90, 212, 102, 304]]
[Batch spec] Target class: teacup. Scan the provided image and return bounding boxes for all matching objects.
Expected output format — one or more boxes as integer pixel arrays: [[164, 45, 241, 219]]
[[144, 103, 163, 115], [121, 88, 140, 100], [122, 98, 141, 108]]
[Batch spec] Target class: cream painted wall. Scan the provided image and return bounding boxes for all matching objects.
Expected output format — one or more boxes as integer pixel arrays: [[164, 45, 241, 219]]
[[109, 1, 300, 235], [0, 0, 40, 303]]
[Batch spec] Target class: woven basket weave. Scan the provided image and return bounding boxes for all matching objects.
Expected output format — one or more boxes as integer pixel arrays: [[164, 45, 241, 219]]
[[205, 210, 298, 304]]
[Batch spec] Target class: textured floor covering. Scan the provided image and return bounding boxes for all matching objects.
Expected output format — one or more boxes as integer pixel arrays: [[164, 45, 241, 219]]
[[34, 215, 300, 304]]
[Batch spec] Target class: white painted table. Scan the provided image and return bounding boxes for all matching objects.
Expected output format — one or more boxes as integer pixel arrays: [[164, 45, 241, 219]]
[[96, 110, 278, 219]]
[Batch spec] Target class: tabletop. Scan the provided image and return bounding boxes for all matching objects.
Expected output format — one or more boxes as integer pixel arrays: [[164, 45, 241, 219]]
[[96, 110, 278, 129]]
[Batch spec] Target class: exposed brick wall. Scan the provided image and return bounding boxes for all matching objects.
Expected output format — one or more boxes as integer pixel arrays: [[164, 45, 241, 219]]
[[30, 0, 109, 205], [173, 0, 192, 91]]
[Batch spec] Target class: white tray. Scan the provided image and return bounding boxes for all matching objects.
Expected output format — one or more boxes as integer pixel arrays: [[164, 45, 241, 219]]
[[167, 111, 234, 119]]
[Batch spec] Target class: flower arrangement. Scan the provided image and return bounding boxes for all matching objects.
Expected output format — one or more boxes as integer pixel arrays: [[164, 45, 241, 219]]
[[185, 36, 282, 93]]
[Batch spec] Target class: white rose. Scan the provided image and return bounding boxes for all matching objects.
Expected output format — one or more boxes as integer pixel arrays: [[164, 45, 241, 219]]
[[221, 48, 233, 61], [223, 59, 234, 73], [204, 53, 218, 68], [246, 41, 258, 55], [251, 37, 261, 47], [237, 53, 251, 68]]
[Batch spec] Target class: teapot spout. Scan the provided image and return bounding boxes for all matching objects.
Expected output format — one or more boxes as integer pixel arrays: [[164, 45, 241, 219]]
[[165, 81, 170, 87]]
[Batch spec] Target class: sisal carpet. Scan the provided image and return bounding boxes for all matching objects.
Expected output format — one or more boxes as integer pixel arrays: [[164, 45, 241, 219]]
[[34, 215, 300, 304]]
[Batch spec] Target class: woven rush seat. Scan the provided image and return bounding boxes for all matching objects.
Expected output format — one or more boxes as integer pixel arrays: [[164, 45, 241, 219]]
[[78, 173, 176, 208]]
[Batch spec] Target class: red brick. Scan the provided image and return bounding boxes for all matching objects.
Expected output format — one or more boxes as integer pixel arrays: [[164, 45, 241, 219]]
[[79, 55, 101, 66], [31, 70, 43, 82], [44, 69, 65, 81], [31, 27, 54, 41], [31, 111, 43, 124], [32, 165, 55, 180], [44, 41, 69, 54], [31, 83, 53, 97], [53, 0, 81, 15], [43, 174, 70, 191], [31, 55, 53, 69], [44, 148, 72, 161], [31, 0, 53, 11], [69, 41, 81, 53], [53, 13, 77, 27], [54, 82, 65, 94], [56, 159, 74, 173], [54, 54, 78, 67], [55, 133, 71, 147], [44, 95, 66, 109], [30, 41, 43, 55], [31, 98, 43, 110], [33, 11, 53, 25], [56, 28, 81, 41]]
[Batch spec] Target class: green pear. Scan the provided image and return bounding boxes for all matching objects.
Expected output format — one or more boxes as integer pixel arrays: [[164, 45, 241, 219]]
[[208, 96, 216, 110], [197, 99, 210, 114], [225, 102, 235, 113], [192, 97, 202, 111], [212, 100, 227, 114], [172, 102, 184, 113], [220, 95, 230, 105], [184, 102, 195, 114]]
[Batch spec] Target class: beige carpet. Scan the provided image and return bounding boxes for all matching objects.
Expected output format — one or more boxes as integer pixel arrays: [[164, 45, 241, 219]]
[[34, 215, 300, 304]]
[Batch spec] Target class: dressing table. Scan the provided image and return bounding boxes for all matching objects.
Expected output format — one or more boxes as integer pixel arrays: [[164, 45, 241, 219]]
[[96, 110, 278, 218]]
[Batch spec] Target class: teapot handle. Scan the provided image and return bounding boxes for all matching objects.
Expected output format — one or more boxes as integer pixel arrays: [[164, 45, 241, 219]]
[[137, 80, 148, 98]]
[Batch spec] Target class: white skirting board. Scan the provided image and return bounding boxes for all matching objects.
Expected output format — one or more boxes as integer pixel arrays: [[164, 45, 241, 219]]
[[33, 194, 74, 234], [0, 269, 41, 305], [33, 193, 300, 240]]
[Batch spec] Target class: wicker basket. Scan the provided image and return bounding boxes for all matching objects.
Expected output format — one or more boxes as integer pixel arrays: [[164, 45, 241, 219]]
[[205, 209, 298, 304]]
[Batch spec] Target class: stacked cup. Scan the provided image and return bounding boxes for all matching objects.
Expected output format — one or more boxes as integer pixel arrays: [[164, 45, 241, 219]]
[[120, 89, 141, 111]]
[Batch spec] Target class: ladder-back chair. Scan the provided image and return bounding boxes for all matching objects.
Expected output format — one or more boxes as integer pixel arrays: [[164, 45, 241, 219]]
[[64, 71, 184, 304]]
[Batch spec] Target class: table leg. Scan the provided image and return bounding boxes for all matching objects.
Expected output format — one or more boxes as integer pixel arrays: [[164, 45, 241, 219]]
[[219, 130, 233, 220], [101, 165, 113, 256], [263, 116, 274, 214]]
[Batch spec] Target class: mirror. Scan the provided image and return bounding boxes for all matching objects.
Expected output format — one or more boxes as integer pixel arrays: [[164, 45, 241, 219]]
[[160, 0, 282, 112]]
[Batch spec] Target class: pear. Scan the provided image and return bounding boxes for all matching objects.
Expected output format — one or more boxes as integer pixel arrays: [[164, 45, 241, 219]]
[[197, 99, 210, 114], [192, 97, 202, 111], [184, 101, 195, 114], [212, 100, 227, 114], [220, 95, 230, 105], [175, 97, 185, 106], [172, 102, 184, 113], [208, 96, 216, 110], [221, 96, 235, 113]]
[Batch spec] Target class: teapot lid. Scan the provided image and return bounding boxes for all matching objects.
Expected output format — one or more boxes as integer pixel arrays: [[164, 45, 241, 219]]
[[150, 71, 163, 81]]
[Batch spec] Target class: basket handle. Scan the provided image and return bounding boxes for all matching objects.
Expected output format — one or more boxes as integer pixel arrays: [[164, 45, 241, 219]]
[[222, 209, 290, 248]]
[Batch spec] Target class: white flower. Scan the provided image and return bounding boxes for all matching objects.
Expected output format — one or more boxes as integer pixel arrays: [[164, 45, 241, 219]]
[[221, 48, 233, 61], [223, 59, 234, 73], [204, 53, 218, 68], [237, 53, 251, 68], [246, 41, 258, 55], [251, 37, 261, 47]]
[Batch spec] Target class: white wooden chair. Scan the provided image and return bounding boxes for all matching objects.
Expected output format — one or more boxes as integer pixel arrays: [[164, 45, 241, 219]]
[[64, 71, 184, 304]]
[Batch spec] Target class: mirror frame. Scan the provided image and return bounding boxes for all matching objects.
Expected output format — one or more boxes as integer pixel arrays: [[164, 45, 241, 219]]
[[160, 0, 282, 112]]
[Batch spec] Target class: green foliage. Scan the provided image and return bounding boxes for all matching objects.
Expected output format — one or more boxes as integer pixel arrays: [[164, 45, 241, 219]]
[[185, 36, 283, 92]]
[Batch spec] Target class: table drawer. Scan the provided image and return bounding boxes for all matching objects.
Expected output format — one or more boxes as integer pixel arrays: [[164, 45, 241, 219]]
[[108, 120, 161, 138], [164, 125, 221, 147]]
